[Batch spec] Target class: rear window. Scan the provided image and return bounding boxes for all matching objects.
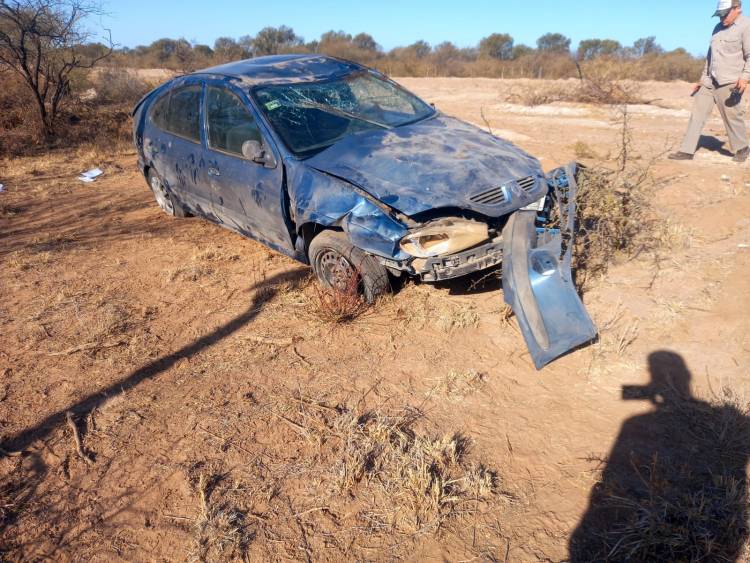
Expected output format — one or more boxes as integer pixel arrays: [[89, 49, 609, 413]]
[[149, 84, 202, 143]]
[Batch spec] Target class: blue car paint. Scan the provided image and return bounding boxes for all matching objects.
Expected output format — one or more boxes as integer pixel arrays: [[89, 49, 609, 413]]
[[283, 163, 411, 260], [133, 55, 597, 368], [304, 114, 547, 218], [202, 54, 365, 87], [502, 164, 597, 369]]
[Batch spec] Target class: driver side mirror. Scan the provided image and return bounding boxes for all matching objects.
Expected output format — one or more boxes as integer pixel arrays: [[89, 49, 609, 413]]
[[241, 140, 276, 168]]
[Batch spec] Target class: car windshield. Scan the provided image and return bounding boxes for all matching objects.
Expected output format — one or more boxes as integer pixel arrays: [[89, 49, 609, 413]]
[[253, 72, 434, 156]]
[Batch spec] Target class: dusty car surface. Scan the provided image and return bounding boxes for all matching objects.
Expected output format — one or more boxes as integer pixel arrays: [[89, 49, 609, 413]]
[[132, 54, 596, 367]]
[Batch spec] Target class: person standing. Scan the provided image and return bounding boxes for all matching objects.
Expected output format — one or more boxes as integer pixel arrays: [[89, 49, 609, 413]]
[[670, 0, 750, 162]]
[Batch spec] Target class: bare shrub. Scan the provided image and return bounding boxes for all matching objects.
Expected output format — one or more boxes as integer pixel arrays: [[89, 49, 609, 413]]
[[92, 67, 151, 106], [506, 83, 570, 106], [0, 0, 113, 138], [507, 75, 646, 107], [572, 167, 655, 286], [307, 273, 369, 323], [568, 108, 663, 288], [0, 73, 44, 154]]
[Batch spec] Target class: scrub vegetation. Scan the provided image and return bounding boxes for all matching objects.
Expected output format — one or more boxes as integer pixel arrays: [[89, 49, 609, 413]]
[[1, 2, 700, 155]]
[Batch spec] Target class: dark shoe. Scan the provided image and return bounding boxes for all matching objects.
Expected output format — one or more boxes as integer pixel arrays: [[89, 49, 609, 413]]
[[733, 146, 750, 162], [668, 151, 694, 161]]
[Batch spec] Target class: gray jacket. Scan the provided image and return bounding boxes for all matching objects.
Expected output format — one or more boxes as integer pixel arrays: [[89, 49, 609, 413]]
[[702, 14, 750, 86]]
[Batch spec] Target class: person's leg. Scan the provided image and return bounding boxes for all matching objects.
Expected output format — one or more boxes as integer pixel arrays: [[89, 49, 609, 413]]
[[679, 84, 717, 154], [713, 83, 749, 154]]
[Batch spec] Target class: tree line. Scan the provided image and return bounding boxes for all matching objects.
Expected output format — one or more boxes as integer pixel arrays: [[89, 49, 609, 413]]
[[108, 26, 701, 82]]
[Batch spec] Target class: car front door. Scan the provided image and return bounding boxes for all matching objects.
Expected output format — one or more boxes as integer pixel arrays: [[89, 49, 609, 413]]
[[203, 83, 293, 253]]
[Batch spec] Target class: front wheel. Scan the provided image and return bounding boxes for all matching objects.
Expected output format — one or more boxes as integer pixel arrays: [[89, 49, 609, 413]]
[[147, 169, 188, 218], [308, 230, 390, 303]]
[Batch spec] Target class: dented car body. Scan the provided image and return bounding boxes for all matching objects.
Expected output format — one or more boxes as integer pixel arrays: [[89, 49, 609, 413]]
[[132, 54, 596, 367]]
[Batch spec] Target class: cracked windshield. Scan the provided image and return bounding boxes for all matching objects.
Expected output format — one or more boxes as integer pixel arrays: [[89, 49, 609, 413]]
[[254, 72, 434, 155]]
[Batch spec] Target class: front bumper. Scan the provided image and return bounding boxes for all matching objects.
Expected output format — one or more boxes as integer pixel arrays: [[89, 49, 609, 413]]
[[417, 237, 504, 282]]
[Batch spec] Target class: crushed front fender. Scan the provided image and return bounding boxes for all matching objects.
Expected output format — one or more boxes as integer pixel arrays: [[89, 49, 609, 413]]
[[502, 162, 597, 369]]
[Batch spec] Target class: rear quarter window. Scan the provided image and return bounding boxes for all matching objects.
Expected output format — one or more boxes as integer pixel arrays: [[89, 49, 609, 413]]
[[149, 91, 170, 131]]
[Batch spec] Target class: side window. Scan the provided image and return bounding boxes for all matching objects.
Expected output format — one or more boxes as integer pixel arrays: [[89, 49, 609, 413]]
[[166, 85, 202, 142], [149, 91, 170, 131], [206, 86, 262, 157]]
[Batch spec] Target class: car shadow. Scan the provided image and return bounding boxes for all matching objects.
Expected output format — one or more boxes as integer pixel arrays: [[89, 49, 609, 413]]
[[569, 350, 750, 561], [432, 265, 502, 295]]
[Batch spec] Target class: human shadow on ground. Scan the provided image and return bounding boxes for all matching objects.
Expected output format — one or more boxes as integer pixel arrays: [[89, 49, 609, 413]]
[[697, 135, 733, 157], [569, 350, 750, 561]]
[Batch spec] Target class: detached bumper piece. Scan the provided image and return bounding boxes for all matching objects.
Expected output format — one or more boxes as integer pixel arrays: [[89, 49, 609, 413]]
[[502, 163, 597, 369], [420, 237, 503, 282]]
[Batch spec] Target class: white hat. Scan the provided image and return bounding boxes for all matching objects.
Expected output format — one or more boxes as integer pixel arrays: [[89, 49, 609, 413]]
[[714, 0, 740, 17]]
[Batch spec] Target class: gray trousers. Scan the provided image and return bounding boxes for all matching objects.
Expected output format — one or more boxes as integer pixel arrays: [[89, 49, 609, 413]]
[[680, 80, 749, 154]]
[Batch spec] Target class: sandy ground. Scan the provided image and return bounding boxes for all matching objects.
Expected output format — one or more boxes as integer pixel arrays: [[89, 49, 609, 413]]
[[1, 78, 750, 561]]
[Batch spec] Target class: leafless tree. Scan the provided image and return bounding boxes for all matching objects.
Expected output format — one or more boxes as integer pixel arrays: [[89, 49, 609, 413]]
[[0, 0, 113, 138]]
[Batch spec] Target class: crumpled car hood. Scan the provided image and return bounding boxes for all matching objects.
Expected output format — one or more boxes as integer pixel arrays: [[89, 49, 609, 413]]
[[304, 115, 546, 217]]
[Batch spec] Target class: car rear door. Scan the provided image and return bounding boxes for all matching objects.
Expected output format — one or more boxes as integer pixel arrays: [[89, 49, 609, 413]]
[[144, 81, 211, 214], [203, 82, 293, 253]]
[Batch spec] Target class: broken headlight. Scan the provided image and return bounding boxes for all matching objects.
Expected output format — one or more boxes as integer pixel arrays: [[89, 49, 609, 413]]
[[399, 218, 489, 258]]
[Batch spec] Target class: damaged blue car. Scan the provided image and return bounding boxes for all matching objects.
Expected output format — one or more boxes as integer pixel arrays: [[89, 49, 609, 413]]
[[132, 54, 596, 368]]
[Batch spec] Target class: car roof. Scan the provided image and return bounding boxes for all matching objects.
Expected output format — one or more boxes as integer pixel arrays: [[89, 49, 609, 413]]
[[192, 54, 365, 86]]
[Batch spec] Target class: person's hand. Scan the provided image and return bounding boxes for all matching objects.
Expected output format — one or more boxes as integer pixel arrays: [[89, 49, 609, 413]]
[[692, 82, 701, 95], [736, 78, 748, 93]]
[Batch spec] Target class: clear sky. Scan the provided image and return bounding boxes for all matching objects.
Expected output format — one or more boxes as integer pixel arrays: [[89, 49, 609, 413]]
[[95, 0, 717, 57]]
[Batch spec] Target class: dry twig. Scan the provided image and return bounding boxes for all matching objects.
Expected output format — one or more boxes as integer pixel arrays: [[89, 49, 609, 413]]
[[65, 411, 94, 465]]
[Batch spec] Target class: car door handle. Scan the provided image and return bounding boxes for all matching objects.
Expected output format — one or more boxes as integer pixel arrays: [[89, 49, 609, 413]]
[[208, 167, 221, 177]]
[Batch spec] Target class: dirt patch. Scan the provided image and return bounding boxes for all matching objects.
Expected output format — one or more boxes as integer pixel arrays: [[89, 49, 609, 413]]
[[2, 78, 750, 561]]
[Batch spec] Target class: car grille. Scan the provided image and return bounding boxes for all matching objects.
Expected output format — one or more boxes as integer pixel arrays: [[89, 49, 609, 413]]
[[517, 176, 537, 193], [469, 186, 507, 205], [469, 176, 537, 206]]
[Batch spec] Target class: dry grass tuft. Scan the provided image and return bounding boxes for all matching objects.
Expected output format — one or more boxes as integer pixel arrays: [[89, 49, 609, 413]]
[[434, 369, 487, 400], [332, 407, 497, 536], [189, 472, 254, 562], [167, 264, 214, 283], [436, 301, 480, 333], [255, 386, 506, 556], [573, 140, 600, 160], [193, 245, 241, 263]]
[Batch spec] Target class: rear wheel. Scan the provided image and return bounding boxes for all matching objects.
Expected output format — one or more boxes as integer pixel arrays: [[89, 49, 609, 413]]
[[147, 169, 188, 218], [308, 230, 390, 303]]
